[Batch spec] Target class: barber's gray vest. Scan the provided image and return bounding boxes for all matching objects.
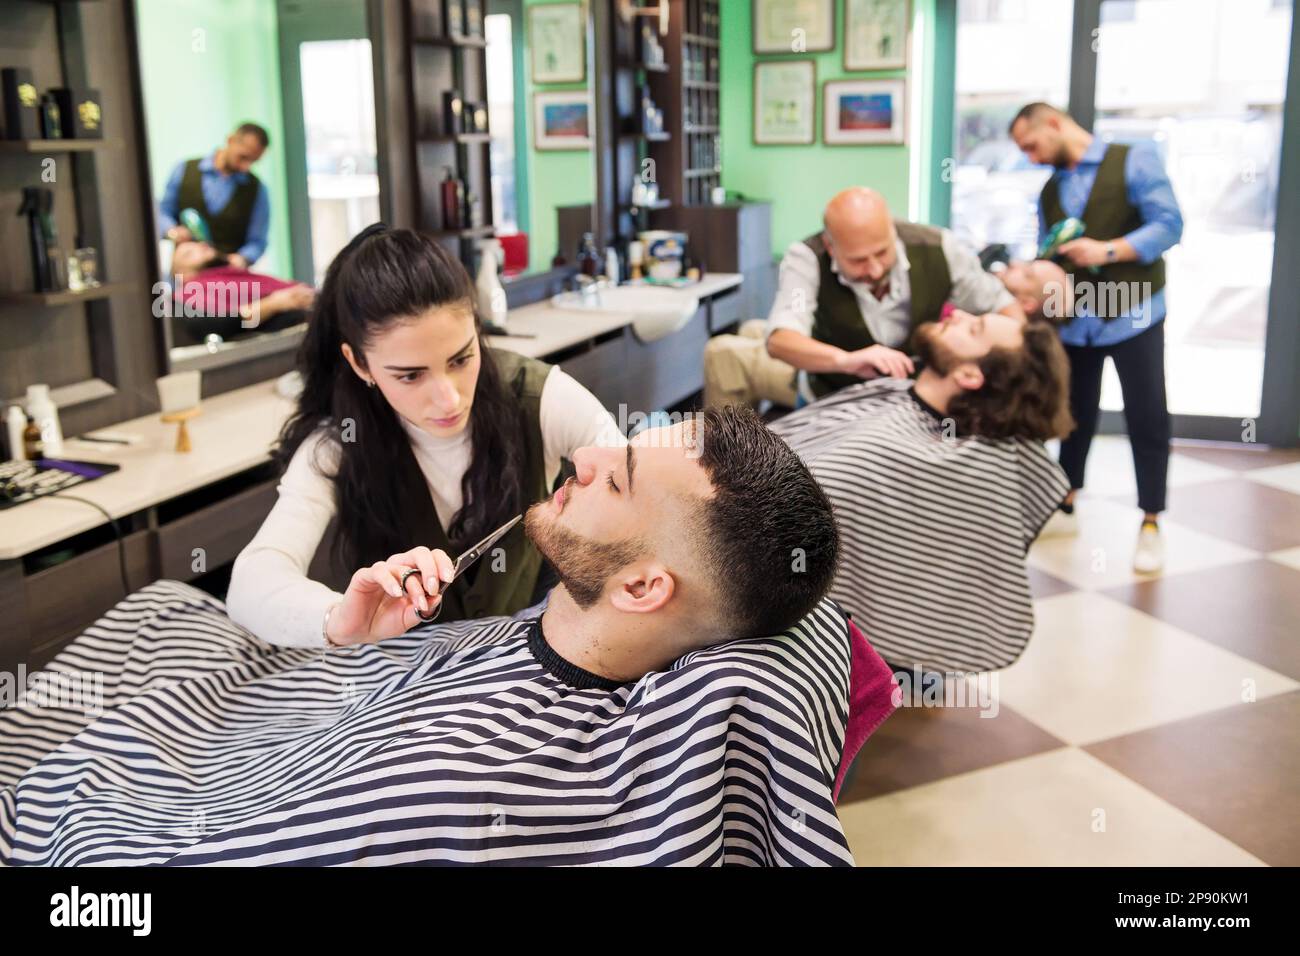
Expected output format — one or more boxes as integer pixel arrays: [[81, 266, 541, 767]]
[[805, 220, 952, 398], [1040, 143, 1166, 320]]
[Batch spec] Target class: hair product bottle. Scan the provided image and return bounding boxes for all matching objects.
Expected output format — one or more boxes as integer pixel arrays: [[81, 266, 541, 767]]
[[25, 384, 63, 457], [5, 405, 27, 461]]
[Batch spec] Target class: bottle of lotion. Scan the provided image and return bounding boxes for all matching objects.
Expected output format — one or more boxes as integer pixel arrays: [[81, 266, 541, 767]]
[[26, 384, 63, 457], [5, 404, 27, 461]]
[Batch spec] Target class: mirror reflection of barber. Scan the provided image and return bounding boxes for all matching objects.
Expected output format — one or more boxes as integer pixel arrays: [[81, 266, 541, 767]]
[[159, 121, 272, 271]]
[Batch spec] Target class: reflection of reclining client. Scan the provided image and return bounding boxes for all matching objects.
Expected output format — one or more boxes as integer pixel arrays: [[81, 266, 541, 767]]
[[0, 408, 887, 866], [163, 239, 316, 341]]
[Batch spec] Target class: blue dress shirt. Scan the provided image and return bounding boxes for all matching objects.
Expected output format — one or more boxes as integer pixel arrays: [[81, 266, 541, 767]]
[[1039, 137, 1183, 347]]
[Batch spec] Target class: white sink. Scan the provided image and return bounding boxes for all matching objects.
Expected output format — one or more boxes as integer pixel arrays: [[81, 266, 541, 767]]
[[550, 284, 700, 342]]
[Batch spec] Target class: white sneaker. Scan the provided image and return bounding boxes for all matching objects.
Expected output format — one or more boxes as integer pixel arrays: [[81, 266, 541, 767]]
[[1133, 523, 1165, 574], [1041, 509, 1079, 538]]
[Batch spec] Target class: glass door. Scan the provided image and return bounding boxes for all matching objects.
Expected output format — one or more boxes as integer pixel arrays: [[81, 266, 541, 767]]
[[1093, 0, 1293, 421], [950, 0, 1075, 258]]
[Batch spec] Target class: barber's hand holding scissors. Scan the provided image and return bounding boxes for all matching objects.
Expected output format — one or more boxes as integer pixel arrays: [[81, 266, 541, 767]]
[[837, 344, 915, 380], [326, 546, 455, 646]]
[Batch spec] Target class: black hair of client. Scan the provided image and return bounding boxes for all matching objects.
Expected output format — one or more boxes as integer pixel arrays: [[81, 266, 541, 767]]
[[277, 225, 527, 569], [946, 318, 1076, 442], [694, 405, 840, 638]]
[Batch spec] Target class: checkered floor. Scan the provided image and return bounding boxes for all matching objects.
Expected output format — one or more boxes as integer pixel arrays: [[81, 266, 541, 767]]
[[836, 436, 1300, 866]]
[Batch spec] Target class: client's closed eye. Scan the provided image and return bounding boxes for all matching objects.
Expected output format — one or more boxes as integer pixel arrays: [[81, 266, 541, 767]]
[[606, 472, 620, 493]]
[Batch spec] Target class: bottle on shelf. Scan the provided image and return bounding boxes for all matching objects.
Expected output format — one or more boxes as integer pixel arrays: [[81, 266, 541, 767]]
[[441, 167, 464, 231], [25, 384, 62, 458], [577, 233, 601, 277], [6, 405, 26, 462], [628, 240, 645, 281], [39, 93, 62, 139], [22, 415, 42, 460]]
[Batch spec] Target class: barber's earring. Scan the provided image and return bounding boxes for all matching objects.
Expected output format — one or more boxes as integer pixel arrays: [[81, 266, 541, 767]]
[[365, 379, 376, 389]]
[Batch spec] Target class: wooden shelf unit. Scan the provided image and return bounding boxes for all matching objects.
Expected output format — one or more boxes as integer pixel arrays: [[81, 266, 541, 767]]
[[407, 0, 494, 266], [0, 282, 132, 307], [0, 1, 138, 423], [608, 0, 722, 247], [645, 0, 721, 210], [0, 138, 121, 153]]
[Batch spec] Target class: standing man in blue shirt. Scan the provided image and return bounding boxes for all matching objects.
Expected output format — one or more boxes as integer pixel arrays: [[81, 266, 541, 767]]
[[1010, 102, 1183, 574], [159, 122, 272, 271]]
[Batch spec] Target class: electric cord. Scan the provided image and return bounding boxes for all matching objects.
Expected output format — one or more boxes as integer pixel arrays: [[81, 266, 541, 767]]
[[50, 492, 131, 597]]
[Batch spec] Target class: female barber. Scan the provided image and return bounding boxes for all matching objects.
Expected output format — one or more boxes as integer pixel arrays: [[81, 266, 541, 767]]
[[227, 225, 623, 648]]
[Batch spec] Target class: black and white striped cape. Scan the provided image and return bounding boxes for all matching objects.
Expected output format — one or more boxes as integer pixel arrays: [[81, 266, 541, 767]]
[[0, 580, 855, 866], [771, 378, 1069, 673]]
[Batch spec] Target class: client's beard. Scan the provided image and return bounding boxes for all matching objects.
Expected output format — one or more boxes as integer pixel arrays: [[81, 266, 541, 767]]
[[914, 322, 960, 376], [524, 501, 645, 609]]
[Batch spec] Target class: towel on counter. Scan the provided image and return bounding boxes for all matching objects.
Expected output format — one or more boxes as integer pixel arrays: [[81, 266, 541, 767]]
[[0, 580, 882, 866], [771, 378, 1070, 673]]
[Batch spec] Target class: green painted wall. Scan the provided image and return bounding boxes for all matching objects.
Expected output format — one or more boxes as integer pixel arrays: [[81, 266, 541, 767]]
[[720, 0, 937, 259], [135, 0, 293, 278], [522, 0, 594, 271]]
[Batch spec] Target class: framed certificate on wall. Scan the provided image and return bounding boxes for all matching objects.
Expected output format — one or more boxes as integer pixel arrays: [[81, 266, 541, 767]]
[[754, 60, 816, 145], [844, 0, 910, 71], [752, 0, 835, 54], [529, 2, 586, 84]]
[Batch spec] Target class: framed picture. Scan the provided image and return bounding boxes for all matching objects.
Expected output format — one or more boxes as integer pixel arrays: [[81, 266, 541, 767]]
[[753, 60, 816, 145], [844, 0, 910, 71], [823, 79, 906, 145], [534, 91, 592, 150], [752, 0, 834, 54], [529, 2, 586, 83]]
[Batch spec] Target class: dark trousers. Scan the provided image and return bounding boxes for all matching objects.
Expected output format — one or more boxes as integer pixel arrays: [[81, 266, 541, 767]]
[[1058, 320, 1170, 515]]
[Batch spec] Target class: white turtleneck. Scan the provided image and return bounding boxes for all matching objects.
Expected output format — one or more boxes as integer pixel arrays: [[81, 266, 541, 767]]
[[227, 366, 625, 648]]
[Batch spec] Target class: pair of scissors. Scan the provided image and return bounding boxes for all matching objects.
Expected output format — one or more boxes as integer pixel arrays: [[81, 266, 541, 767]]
[[400, 514, 522, 622]]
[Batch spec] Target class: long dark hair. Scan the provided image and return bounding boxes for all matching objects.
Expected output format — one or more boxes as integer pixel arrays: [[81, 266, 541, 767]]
[[276, 225, 527, 570]]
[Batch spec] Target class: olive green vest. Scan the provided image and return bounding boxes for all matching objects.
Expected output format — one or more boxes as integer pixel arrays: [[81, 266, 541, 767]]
[[178, 158, 261, 257], [309, 348, 552, 623], [1040, 142, 1166, 320], [805, 220, 953, 397]]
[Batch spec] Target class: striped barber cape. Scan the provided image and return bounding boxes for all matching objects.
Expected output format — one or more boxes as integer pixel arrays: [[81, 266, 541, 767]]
[[0, 581, 855, 866], [771, 378, 1069, 674]]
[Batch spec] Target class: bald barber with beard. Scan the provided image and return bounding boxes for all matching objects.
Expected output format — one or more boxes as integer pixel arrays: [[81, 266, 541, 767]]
[[713, 187, 1027, 408]]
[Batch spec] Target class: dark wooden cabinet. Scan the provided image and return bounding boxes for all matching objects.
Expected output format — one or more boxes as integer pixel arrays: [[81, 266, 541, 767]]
[[20, 530, 155, 671], [155, 480, 278, 580], [0, 466, 280, 672], [675, 202, 777, 323]]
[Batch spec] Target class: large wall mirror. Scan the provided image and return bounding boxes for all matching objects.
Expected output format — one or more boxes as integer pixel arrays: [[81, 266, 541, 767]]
[[136, 0, 596, 375], [134, 0, 380, 372]]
